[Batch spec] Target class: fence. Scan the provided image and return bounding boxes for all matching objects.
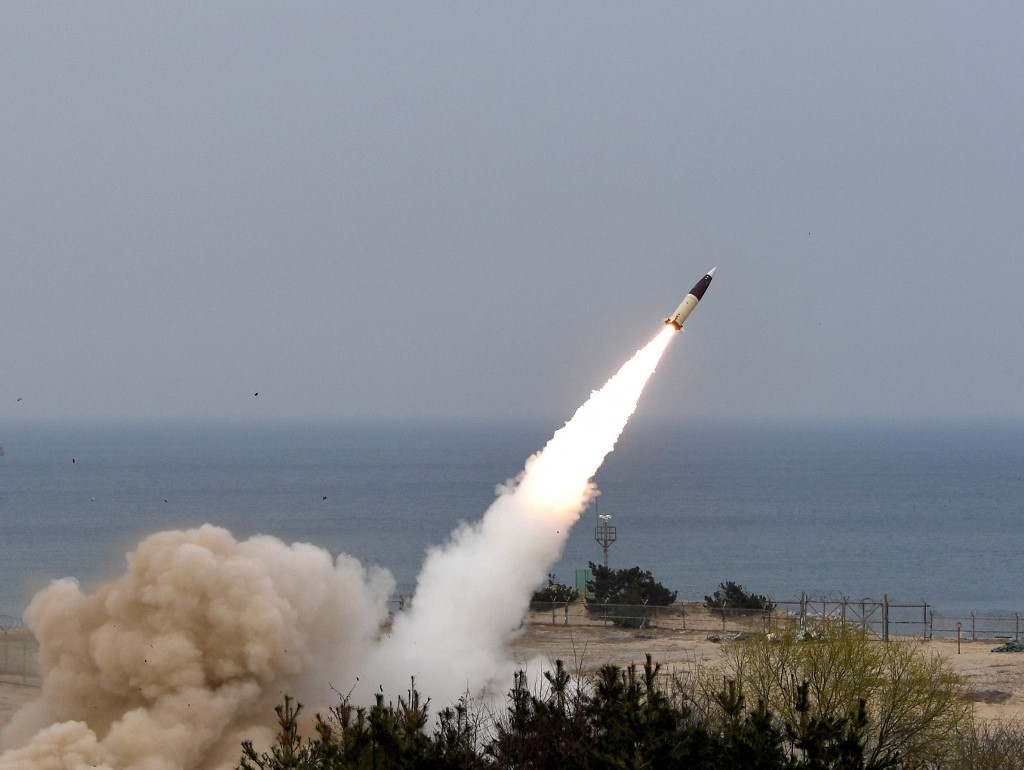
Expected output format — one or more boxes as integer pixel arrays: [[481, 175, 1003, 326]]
[[1, 596, 1020, 690], [527, 594, 1024, 643], [0, 615, 39, 686], [772, 594, 931, 641], [529, 600, 690, 632], [929, 611, 1023, 642]]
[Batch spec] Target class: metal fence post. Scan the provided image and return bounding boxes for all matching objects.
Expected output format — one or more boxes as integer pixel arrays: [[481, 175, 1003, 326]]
[[882, 594, 889, 642]]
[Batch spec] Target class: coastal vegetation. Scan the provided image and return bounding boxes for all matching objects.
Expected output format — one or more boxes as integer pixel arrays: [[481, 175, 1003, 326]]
[[238, 618, 1019, 769], [529, 574, 580, 604], [581, 562, 677, 629], [704, 580, 776, 613], [701, 620, 971, 767], [584, 562, 678, 607]]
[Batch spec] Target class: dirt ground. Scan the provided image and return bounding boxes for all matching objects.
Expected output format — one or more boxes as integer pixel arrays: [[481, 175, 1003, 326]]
[[510, 615, 1024, 724], [2, 613, 1022, 735], [0, 681, 35, 729]]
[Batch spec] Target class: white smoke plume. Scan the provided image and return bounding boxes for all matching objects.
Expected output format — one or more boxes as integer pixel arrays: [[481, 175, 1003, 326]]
[[366, 327, 674, 706], [0, 327, 675, 769]]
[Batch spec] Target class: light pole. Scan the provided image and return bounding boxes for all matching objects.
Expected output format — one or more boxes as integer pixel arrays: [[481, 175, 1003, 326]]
[[594, 513, 617, 569]]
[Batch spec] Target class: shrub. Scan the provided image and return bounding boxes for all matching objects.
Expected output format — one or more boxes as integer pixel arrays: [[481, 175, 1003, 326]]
[[584, 562, 677, 628], [242, 659, 904, 769], [530, 573, 580, 604], [704, 580, 775, 613], [586, 562, 677, 606], [703, 618, 972, 767], [945, 720, 1024, 770], [238, 688, 487, 770]]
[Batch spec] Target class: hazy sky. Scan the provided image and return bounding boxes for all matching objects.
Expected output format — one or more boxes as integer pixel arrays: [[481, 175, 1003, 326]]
[[3, 3, 1022, 424]]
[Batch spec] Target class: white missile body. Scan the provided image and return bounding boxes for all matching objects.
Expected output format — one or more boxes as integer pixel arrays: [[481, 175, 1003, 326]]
[[665, 267, 716, 330]]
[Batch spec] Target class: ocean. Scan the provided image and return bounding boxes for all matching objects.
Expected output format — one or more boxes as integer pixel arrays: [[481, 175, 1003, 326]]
[[1, 418, 1021, 618]]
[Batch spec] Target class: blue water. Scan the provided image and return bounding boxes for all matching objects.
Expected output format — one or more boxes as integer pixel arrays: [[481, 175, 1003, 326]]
[[1, 419, 1021, 618]]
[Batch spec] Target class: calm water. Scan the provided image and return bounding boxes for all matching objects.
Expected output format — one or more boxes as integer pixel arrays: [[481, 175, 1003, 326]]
[[1, 419, 1021, 617]]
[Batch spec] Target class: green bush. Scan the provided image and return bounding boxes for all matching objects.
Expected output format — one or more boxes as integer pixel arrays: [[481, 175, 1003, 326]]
[[704, 580, 775, 613], [239, 687, 486, 770], [241, 654, 967, 769], [585, 562, 676, 606], [703, 618, 972, 768], [530, 573, 580, 604], [583, 562, 677, 628]]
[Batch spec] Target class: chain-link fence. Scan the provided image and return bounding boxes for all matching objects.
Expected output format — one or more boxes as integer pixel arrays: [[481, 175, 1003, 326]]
[[0, 615, 39, 685], [527, 599, 773, 637], [2, 595, 1021, 690], [929, 611, 1023, 642], [526, 595, 1024, 642]]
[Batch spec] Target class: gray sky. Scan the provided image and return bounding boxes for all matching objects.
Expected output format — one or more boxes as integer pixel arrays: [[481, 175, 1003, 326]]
[[2, 3, 1022, 424]]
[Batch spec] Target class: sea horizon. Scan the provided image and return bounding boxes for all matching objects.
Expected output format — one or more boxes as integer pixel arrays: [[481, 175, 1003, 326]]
[[2, 416, 1022, 618]]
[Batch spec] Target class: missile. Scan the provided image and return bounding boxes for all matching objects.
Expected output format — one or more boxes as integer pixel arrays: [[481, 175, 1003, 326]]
[[664, 267, 716, 330]]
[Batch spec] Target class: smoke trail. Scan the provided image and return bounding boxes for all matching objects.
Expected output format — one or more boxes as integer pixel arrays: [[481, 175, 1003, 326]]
[[367, 326, 675, 704], [0, 326, 676, 769]]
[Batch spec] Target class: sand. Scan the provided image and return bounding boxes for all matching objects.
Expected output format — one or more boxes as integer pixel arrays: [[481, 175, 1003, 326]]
[[510, 611, 1024, 724], [1, 611, 1021, 745]]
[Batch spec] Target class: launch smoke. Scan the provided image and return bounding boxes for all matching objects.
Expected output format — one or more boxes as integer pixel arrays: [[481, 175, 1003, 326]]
[[367, 326, 675, 704], [0, 327, 676, 769], [0, 527, 396, 769]]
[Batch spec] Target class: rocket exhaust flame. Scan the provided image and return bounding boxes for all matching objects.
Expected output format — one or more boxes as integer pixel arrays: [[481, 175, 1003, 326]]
[[519, 326, 676, 510], [1, 319, 692, 769], [367, 325, 675, 705]]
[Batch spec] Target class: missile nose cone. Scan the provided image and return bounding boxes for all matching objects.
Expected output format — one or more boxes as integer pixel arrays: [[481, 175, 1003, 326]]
[[664, 266, 717, 329]]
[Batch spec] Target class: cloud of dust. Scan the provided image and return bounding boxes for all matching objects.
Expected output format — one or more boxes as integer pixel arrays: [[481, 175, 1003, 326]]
[[0, 327, 676, 769], [0, 525, 394, 769]]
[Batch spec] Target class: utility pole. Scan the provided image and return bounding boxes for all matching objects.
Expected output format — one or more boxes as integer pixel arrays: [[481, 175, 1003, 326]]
[[594, 513, 617, 569]]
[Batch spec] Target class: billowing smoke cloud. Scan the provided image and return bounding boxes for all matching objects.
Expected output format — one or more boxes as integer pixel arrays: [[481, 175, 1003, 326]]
[[0, 328, 674, 769], [0, 527, 395, 769]]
